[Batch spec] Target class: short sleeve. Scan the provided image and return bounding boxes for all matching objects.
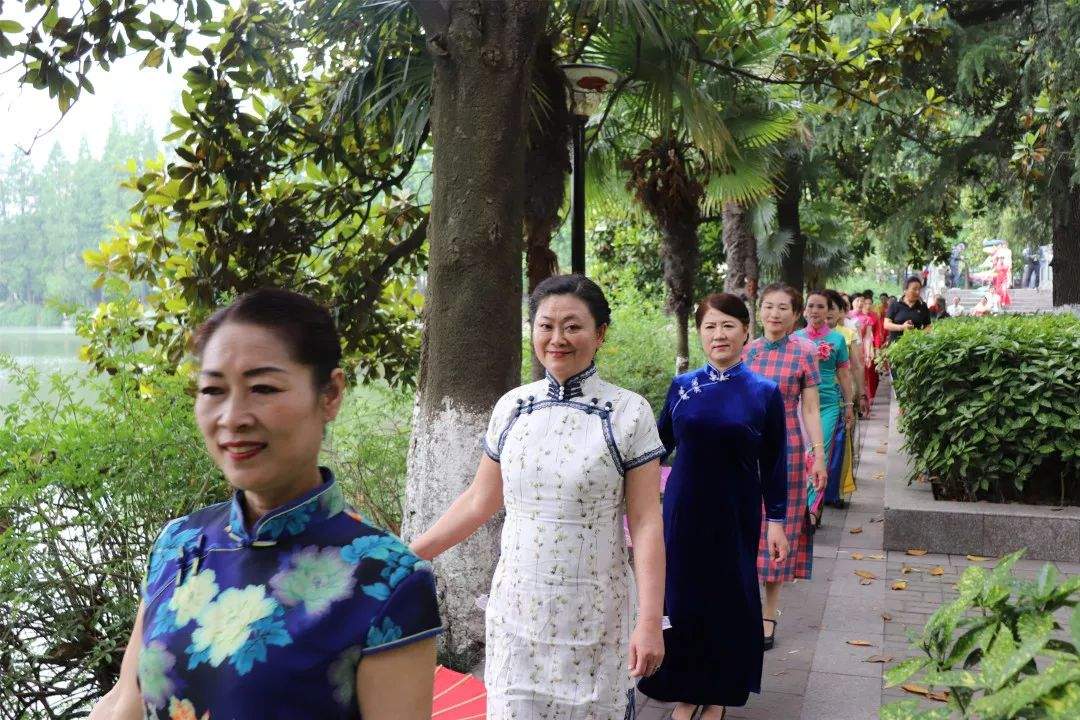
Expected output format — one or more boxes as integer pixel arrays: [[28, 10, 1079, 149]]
[[886, 302, 899, 322], [834, 335, 850, 368], [482, 394, 516, 462], [800, 345, 821, 389], [363, 566, 444, 656], [141, 517, 200, 603], [620, 394, 666, 472]]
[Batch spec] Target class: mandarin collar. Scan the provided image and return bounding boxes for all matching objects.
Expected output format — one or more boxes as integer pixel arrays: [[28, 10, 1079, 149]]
[[704, 360, 745, 382], [762, 333, 789, 351], [226, 467, 345, 546], [805, 322, 831, 341], [545, 362, 600, 401]]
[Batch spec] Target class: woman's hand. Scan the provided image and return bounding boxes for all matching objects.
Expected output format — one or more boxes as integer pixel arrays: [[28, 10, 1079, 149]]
[[844, 404, 855, 430], [766, 522, 789, 565], [628, 617, 665, 678], [811, 456, 828, 493]]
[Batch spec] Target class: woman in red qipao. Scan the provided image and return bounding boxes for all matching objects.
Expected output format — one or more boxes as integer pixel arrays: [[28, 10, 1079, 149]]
[[743, 283, 828, 651]]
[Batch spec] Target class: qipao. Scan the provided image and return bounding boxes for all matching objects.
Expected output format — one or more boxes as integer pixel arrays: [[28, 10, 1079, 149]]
[[137, 468, 442, 720], [482, 364, 664, 719]]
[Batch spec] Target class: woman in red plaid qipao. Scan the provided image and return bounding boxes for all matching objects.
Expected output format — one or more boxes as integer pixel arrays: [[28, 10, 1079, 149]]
[[743, 283, 828, 651]]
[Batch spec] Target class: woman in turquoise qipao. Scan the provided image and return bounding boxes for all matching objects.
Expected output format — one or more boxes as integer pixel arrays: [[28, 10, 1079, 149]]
[[90, 289, 442, 720]]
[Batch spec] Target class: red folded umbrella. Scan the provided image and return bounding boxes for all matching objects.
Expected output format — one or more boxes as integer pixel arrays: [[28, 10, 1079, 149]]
[[432, 665, 486, 719]]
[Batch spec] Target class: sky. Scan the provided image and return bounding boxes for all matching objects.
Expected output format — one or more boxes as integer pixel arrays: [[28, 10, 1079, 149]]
[[0, 3, 193, 166]]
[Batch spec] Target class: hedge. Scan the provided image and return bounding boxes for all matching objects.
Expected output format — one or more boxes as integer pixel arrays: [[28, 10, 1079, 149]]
[[887, 314, 1080, 504]]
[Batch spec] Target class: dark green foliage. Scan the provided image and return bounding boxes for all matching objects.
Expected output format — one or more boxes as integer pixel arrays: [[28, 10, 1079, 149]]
[[882, 550, 1080, 719], [0, 356, 412, 718], [887, 315, 1080, 504]]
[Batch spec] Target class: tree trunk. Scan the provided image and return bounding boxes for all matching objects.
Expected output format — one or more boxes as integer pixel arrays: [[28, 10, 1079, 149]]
[[523, 36, 571, 380], [1049, 145, 1080, 307], [722, 200, 759, 336], [403, 0, 547, 668], [776, 153, 805, 295]]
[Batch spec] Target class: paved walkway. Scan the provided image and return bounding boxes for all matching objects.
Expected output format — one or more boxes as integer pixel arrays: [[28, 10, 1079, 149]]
[[634, 379, 1080, 720]]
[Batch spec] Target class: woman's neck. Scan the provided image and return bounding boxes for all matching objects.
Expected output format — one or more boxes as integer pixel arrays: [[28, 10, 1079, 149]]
[[763, 327, 787, 342], [708, 356, 741, 372], [547, 362, 592, 385], [242, 466, 323, 529]]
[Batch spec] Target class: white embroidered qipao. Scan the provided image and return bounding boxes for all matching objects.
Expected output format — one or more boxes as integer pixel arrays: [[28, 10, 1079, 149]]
[[482, 364, 664, 719]]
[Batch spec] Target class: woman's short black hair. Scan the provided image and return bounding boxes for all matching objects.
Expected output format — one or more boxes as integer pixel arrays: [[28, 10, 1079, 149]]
[[904, 275, 923, 289], [824, 289, 848, 312], [806, 288, 831, 307], [528, 274, 611, 328], [694, 292, 750, 328], [759, 282, 803, 314], [191, 288, 342, 387]]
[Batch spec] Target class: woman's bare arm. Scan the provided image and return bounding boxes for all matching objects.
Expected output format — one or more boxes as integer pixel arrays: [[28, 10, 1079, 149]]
[[89, 604, 144, 720], [409, 455, 503, 561], [356, 638, 437, 720]]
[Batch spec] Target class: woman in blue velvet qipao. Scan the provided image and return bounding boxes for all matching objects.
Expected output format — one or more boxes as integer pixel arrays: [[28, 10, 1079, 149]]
[[638, 293, 789, 720], [89, 289, 442, 720]]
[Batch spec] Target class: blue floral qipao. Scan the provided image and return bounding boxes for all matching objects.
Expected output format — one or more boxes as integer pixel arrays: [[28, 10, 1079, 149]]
[[637, 362, 787, 708], [138, 468, 442, 720]]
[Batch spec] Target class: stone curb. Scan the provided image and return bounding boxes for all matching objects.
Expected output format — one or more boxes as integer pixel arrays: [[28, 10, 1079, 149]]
[[882, 389, 1080, 562]]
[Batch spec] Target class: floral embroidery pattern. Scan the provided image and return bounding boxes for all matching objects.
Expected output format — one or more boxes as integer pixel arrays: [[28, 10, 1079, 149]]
[[168, 697, 210, 720], [816, 341, 833, 361], [257, 502, 315, 541], [328, 645, 363, 707], [170, 570, 219, 627], [186, 585, 291, 674], [340, 535, 424, 600], [269, 546, 355, 616], [137, 642, 176, 709], [146, 522, 200, 586], [366, 616, 403, 647]]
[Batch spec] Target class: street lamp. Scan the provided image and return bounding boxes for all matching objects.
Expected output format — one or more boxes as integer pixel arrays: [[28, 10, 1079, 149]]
[[560, 63, 619, 275]]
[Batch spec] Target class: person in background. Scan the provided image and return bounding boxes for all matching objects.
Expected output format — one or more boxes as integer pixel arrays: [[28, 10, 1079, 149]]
[[884, 277, 932, 344], [930, 296, 950, 320], [948, 295, 965, 317], [639, 293, 787, 720], [795, 291, 855, 510], [971, 295, 992, 317], [825, 291, 861, 505], [89, 289, 442, 720], [850, 295, 880, 406], [744, 284, 827, 655]]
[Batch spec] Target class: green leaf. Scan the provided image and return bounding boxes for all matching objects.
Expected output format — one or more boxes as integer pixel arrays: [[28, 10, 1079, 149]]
[[972, 660, 1080, 719], [0, 19, 24, 33], [884, 656, 929, 687], [142, 47, 165, 69]]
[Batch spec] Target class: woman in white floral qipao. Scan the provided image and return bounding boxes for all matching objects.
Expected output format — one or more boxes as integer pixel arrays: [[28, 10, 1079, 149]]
[[412, 274, 666, 719]]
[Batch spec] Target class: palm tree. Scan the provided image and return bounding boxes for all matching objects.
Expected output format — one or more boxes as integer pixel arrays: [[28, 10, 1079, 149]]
[[583, 2, 800, 370]]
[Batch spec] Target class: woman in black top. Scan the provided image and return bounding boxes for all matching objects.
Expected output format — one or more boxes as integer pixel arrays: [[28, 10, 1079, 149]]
[[884, 276, 932, 343]]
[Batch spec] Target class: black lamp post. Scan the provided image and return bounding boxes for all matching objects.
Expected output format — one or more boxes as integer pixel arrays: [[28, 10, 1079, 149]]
[[560, 63, 619, 275]]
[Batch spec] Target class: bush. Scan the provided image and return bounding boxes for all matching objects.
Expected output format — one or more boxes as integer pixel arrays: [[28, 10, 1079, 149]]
[[882, 550, 1080, 720], [0, 358, 413, 719], [887, 315, 1080, 505]]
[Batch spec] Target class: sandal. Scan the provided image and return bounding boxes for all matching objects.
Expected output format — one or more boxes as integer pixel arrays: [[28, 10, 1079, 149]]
[[763, 618, 778, 651]]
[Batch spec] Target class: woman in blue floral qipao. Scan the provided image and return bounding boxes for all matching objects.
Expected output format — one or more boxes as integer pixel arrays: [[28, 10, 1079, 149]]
[[90, 289, 442, 720]]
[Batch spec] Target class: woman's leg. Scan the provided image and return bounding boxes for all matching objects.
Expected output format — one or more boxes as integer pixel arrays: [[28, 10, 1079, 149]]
[[762, 580, 782, 629]]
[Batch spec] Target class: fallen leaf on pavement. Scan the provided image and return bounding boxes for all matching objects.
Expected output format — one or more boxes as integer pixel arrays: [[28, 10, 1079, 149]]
[[854, 570, 878, 580], [901, 564, 913, 574], [906, 548, 928, 556], [881, 613, 893, 621], [875, 446, 888, 454], [860, 578, 873, 585], [928, 690, 950, 703], [868, 553, 886, 560], [847, 640, 873, 647], [966, 554, 992, 562], [850, 552, 865, 560], [930, 566, 945, 576], [892, 580, 909, 590], [902, 683, 930, 697], [865, 655, 893, 663], [850, 526, 863, 534]]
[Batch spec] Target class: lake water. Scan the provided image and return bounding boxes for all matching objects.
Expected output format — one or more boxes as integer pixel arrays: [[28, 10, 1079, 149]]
[[0, 328, 86, 406]]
